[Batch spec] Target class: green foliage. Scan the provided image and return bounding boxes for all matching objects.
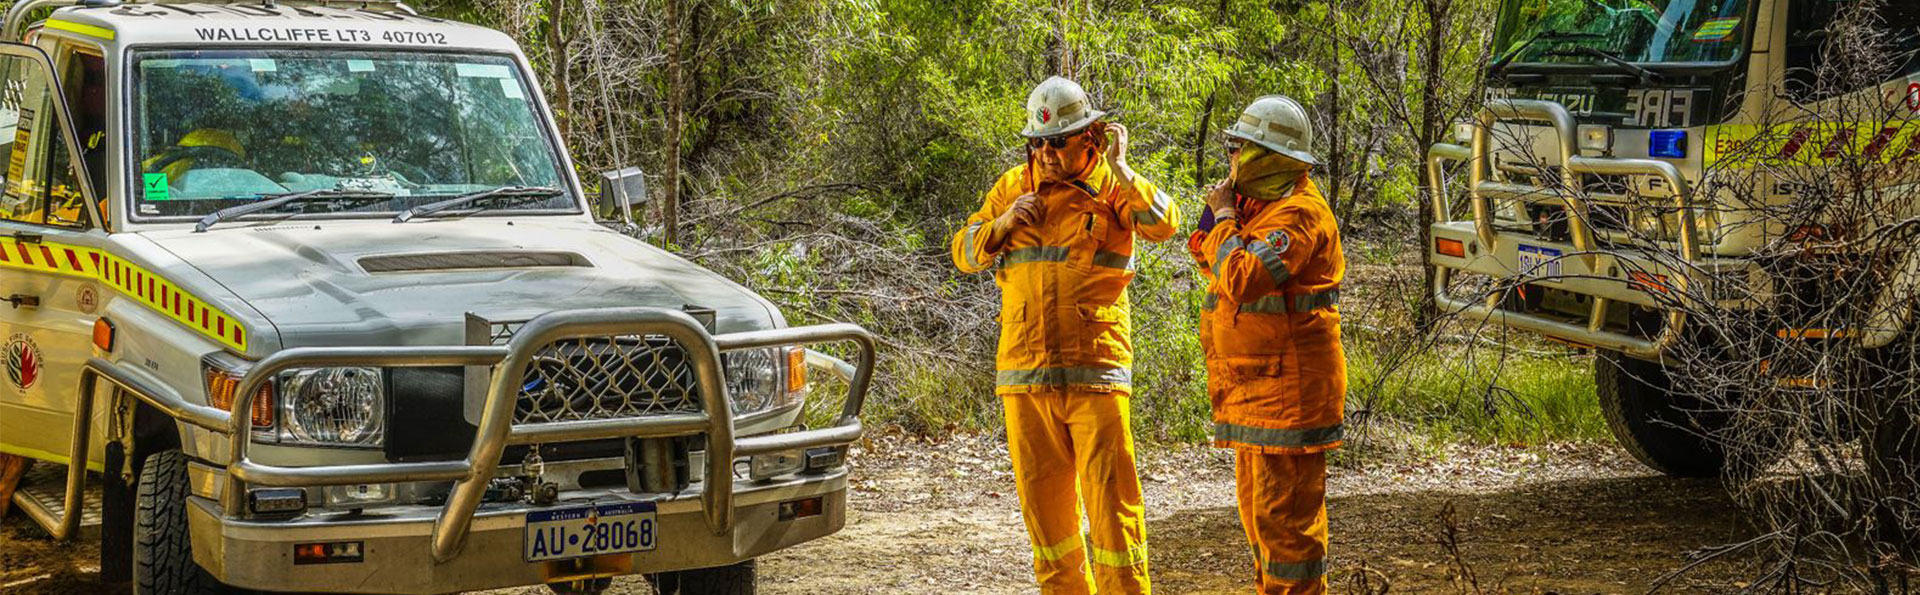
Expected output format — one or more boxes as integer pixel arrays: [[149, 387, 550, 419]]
[[422, 0, 1603, 448], [1349, 340, 1608, 444]]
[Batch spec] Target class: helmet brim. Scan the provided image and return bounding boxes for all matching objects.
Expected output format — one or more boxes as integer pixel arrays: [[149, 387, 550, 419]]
[[1227, 128, 1318, 166], [1021, 110, 1108, 138]]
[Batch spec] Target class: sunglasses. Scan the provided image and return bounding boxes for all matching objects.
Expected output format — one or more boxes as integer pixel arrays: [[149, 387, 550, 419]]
[[1028, 135, 1072, 150]]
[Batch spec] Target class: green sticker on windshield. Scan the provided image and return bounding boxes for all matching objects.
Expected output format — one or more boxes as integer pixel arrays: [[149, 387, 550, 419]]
[[142, 173, 170, 201], [1694, 18, 1740, 41]]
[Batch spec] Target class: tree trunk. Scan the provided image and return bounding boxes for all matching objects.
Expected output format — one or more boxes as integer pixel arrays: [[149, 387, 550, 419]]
[[663, 0, 685, 246], [1323, 1, 1344, 218], [1414, 0, 1451, 330], [1192, 0, 1231, 188], [546, 0, 570, 138]]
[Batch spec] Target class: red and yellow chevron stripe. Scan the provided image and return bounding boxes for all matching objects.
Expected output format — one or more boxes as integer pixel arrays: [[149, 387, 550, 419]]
[[0, 237, 247, 351]]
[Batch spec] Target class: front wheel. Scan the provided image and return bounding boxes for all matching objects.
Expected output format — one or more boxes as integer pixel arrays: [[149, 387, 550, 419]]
[[647, 559, 756, 595], [135, 450, 225, 595], [1863, 402, 1920, 560], [1596, 350, 1728, 477]]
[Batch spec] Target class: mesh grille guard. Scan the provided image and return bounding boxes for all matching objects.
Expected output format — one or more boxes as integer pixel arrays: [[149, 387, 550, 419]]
[[466, 308, 718, 425]]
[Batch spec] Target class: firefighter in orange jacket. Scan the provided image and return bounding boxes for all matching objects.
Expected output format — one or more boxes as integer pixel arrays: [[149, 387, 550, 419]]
[[951, 76, 1181, 595], [1187, 96, 1345, 595]]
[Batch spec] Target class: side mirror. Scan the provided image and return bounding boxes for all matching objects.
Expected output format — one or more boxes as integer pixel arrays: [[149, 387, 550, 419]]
[[595, 166, 650, 223]]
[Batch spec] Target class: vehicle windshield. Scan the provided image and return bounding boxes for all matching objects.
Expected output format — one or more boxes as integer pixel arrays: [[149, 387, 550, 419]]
[[1493, 0, 1752, 65], [131, 50, 575, 219]]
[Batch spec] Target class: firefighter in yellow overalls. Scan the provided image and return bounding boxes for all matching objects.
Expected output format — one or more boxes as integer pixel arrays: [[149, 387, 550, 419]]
[[1187, 96, 1346, 595], [951, 76, 1181, 595]]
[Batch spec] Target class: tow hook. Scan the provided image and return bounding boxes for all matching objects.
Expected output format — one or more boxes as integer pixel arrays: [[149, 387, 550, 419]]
[[522, 448, 560, 506]]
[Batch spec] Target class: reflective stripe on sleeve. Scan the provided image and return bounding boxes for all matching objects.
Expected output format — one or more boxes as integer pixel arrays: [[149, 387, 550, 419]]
[[1212, 237, 1244, 277], [1131, 189, 1173, 226], [997, 367, 1133, 387], [1265, 558, 1327, 581], [960, 222, 989, 269], [1092, 250, 1133, 270], [1089, 543, 1150, 568], [1247, 240, 1292, 285], [1214, 422, 1343, 449], [998, 246, 1070, 268]]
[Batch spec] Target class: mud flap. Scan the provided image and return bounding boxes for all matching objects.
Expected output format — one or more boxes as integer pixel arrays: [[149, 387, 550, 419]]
[[101, 441, 133, 583]]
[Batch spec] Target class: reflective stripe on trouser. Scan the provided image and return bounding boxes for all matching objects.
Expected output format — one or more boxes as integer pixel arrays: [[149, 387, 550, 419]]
[[1003, 391, 1152, 595], [1236, 449, 1328, 595]]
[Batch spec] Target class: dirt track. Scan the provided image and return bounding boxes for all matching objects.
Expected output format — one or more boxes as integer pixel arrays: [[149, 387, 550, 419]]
[[2, 436, 1753, 595]]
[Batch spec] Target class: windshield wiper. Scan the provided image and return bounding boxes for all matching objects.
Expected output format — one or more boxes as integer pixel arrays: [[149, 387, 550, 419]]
[[195, 189, 396, 233], [392, 186, 565, 223], [1544, 46, 1661, 84], [1489, 30, 1607, 76]]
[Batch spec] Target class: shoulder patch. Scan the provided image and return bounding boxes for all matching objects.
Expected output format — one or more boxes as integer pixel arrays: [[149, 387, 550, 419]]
[[1266, 230, 1292, 253]]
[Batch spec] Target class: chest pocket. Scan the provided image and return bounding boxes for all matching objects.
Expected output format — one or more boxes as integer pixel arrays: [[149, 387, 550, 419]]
[[1048, 201, 1104, 273]]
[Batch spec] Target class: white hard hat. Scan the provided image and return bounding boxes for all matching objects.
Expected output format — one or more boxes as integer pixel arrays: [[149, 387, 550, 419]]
[[1226, 95, 1317, 166], [1021, 76, 1107, 138]]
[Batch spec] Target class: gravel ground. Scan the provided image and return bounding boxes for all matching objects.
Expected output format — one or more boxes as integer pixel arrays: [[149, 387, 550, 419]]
[[2, 434, 1758, 595]]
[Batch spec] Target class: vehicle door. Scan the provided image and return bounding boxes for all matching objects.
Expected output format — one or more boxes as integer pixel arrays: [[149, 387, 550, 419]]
[[0, 41, 105, 469]]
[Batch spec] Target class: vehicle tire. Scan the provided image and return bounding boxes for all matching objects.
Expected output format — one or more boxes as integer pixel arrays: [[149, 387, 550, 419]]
[[647, 559, 756, 595], [1863, 401, 1920, 560], [1596, 349, 1727, 477], [135, 450, 223, 595]]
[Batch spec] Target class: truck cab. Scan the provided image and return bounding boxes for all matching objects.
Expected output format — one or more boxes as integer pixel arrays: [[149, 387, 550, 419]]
[[0, 2, 877, 594], [1427, 0, 1920, 477]]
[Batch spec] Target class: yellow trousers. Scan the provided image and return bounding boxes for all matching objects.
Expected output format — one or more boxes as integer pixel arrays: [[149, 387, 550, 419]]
[[1002, 391, 1151, 595], [1236, 450, 1329, 594]]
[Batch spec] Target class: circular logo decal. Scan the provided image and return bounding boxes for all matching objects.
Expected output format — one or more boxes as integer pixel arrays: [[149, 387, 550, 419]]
[[1039, 107, 1052, 124], [6, 333, 41, 391], [75, 285, 98, 315], [1268, 230, 1293, 254]]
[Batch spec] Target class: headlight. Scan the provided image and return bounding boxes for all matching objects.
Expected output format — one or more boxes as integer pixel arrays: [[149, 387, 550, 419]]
[[723, 347, 806, 415], [278, 367, 385, 447]]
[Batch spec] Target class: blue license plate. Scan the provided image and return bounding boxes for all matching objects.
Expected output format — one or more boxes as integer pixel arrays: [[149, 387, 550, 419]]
[[523, 502, 657, 562], [1516, 244, 1563, 282]]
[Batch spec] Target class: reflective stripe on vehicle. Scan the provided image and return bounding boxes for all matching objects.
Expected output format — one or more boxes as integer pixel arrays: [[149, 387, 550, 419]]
[[1214, 422, 1343, 449], [996, 367, 1132, 387], [1089, 543, 1149, 567], [1131, 189, 1173, 226], [1247, 241, 1292, 284], [1032, 534, 1085, 562], [999, 246, 1070, 268], [1212, 237, 1244, 277], [0, 236, 247, 351], [1264, 558, 1327, 581], [1092, 250, 1133, 270]]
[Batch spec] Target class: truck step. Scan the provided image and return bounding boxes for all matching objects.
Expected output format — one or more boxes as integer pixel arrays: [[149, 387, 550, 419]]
[[10, 464, 101, 540]]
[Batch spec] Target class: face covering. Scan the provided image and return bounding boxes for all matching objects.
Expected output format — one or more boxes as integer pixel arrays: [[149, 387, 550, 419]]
[[1231, 144, 1311, 201]]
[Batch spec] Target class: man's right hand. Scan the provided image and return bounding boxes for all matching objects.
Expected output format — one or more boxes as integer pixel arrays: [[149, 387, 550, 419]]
[[993, 193, 1045, 233], [985, 194, 1043, 251]]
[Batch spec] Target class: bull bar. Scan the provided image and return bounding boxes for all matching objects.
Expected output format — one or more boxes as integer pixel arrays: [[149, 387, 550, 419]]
[[52, 307, 876, 566], [1427, 99, 1699, 360]]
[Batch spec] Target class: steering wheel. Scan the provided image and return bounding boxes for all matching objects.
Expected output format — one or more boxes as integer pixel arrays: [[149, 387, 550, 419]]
[[146, 144, 246, 175]]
